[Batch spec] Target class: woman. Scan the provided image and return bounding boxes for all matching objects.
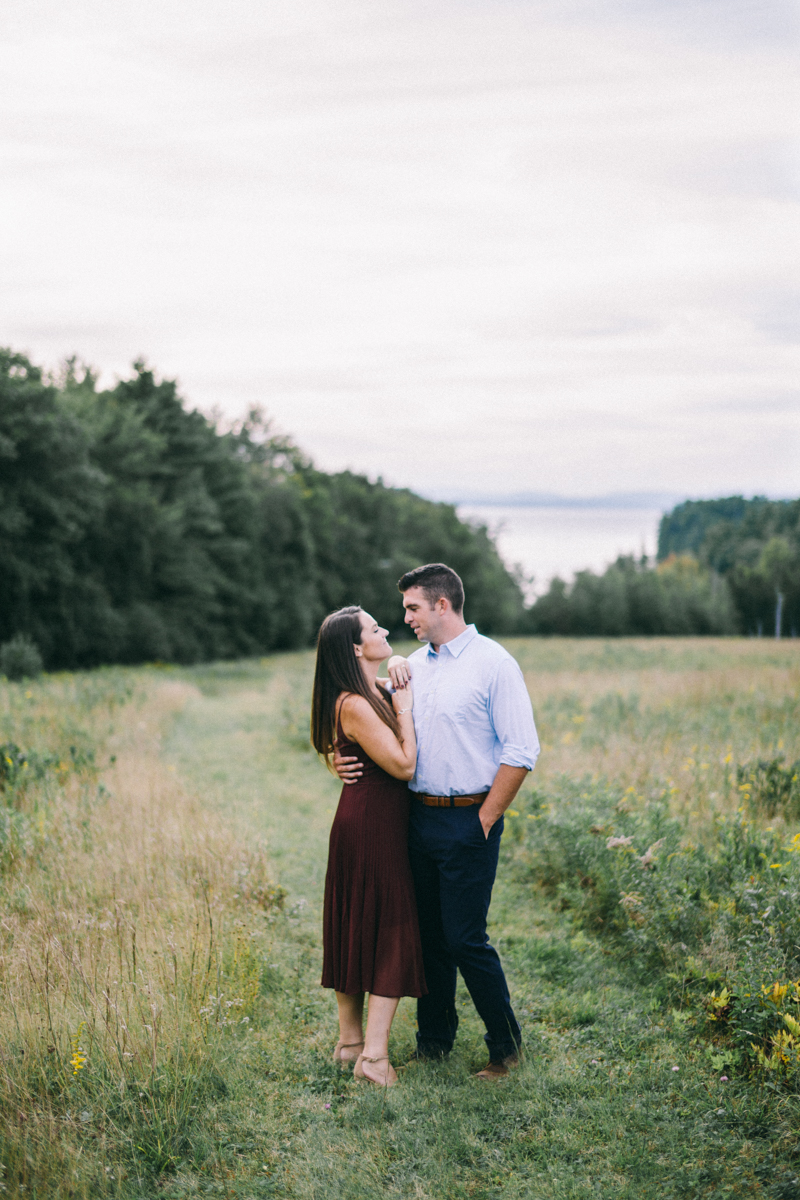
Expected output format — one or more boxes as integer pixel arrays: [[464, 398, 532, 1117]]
[[311, 605, 426, 1087]]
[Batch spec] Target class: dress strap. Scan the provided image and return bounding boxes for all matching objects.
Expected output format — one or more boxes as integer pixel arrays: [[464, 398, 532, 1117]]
[[335, 694, 352, 746]]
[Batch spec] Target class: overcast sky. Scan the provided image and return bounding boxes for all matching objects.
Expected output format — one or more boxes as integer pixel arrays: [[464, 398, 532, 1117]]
[[2, 0, 798, 500]]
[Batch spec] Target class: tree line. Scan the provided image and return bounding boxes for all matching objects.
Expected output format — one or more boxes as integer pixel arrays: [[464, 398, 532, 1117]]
[[658, 496, 800, 637], [524, 497, 800, 637], [0, 350, 523, 669], [1, 347, 797, 669]]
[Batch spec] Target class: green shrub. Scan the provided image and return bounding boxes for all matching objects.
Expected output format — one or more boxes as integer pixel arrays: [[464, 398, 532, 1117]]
[[0, 742, 58, 793], [704, 979, 800, 1083], [0, 742, 28, 791], [511, 782, 707, 962], [0, 634, 43, 681], [737, 755, 800, 820], [510, 778, 800, 977], [0, 742, 60, 872], [509, 777, 800, 1085]]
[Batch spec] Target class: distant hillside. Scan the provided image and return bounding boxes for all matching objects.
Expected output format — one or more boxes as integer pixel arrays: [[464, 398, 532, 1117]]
[[433, 490, 684, 510]]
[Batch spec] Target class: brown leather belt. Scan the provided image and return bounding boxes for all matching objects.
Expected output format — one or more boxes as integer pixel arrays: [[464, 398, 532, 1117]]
[[416, 792, 488, 807]]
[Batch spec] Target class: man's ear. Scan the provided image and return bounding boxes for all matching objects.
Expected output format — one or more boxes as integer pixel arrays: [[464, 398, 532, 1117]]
[[435, 596, 449, 614]]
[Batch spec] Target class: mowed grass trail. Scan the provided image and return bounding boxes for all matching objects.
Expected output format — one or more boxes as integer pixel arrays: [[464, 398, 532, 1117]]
[[2, 638, 800, 1198]]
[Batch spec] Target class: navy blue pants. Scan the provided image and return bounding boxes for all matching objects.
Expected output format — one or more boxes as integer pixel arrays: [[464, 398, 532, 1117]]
[[408, 802, 521, 1062]]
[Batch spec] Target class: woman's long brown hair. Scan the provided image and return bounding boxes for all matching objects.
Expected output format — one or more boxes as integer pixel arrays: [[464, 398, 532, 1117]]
[[311, 606, 400, 764]]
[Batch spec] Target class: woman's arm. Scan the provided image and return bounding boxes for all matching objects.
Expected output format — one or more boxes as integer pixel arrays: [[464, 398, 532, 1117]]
[[339, 693, 416, 782]]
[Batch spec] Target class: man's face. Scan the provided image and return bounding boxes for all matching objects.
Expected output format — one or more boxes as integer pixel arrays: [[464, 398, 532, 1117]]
[[402, 586, 442, 643]]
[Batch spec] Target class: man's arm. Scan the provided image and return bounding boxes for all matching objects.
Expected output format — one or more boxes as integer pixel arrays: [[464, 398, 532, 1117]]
[[478, 765, 529, 838], [478, 656, 539, 837], [332, 748, 363, 783]]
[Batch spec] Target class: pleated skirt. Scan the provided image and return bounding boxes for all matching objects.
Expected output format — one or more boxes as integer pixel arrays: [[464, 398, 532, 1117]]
[[321, 761, 427, 998]]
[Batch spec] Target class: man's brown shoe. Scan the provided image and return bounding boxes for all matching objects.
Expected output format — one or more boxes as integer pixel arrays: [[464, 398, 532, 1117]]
[[475, 1054, 519, 1081]]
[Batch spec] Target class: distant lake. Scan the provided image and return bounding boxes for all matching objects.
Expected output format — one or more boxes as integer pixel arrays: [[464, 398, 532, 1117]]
[[457, 505, 663, 596]]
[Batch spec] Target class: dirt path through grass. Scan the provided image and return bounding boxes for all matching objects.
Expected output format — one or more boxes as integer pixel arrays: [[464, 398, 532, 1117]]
[[152, 644, 800, 1199]]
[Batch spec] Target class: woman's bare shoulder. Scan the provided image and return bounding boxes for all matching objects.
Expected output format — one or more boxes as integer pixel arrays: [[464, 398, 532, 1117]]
[[342, 693, 385, 718], [337, 692, 370, 725], [338, 693, 388, 737]]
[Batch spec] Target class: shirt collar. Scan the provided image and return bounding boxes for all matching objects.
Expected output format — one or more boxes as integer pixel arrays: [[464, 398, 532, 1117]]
[[426, 624, 477, 659]]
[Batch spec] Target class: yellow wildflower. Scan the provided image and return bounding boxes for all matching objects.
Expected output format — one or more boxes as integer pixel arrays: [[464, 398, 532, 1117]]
[[70, 1022, 88, 1076]]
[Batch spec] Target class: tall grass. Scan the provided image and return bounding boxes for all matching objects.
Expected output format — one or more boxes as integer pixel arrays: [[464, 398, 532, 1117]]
[[0, 672, 283, 1195], [509, 637, 800, 821]]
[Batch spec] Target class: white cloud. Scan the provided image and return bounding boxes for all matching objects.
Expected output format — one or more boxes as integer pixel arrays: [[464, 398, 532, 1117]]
[[1, 0, 798, 497]]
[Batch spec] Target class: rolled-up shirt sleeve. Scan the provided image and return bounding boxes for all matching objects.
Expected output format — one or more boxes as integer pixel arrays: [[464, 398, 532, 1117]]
[[488, 658, 540, 771]]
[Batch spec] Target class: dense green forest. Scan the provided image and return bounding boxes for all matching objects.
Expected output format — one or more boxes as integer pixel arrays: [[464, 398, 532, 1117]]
[[0, 350, 522, 669], [1, 347, 797, 669]]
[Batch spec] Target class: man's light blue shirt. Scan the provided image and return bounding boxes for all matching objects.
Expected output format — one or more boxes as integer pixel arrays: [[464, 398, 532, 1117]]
[[405, 624, 539, 796]]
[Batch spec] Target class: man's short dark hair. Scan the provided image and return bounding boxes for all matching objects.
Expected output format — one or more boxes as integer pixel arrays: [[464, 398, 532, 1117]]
[[397, 563, 465, 614]]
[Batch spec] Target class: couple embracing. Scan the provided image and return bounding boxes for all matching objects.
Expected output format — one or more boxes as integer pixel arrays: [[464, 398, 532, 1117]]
[[311, 563, 540, 1086]]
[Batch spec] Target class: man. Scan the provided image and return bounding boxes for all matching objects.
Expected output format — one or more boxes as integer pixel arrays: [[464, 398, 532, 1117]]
[[336, 563, 539, 1079]]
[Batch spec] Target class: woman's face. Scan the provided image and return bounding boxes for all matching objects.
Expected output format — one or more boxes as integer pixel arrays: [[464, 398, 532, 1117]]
[[355, 610, 391, 664]]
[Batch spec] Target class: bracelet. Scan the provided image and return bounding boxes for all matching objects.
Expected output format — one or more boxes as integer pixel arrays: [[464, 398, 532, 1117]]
[[396, 707, 411, 715]]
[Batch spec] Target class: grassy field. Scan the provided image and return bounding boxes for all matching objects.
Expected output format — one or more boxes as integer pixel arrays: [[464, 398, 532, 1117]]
[[2, 638, 800, 1198]]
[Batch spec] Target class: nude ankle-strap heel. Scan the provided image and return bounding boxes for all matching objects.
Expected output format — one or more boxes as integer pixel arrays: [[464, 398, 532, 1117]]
[[353, 1053, 398, 1087], [333, 1039, 364, 1067]]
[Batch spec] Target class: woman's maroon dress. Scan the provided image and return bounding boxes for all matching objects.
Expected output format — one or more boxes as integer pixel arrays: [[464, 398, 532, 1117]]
[[321, 715, 426, 997]]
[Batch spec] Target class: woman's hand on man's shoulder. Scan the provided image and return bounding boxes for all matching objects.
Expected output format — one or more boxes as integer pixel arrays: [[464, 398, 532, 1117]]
[[387, 656, 412, 691]]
